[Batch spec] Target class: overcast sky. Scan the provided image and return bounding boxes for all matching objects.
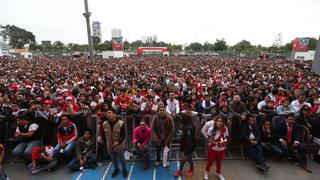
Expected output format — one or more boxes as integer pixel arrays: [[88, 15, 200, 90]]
[[0, 0, 319, 46]]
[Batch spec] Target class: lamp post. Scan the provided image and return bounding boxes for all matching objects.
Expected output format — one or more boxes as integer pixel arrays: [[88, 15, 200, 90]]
[[83, 0, 95, 63]]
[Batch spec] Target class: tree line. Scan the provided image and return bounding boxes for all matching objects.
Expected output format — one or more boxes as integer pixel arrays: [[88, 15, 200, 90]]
[[0, 24, 317, 53]]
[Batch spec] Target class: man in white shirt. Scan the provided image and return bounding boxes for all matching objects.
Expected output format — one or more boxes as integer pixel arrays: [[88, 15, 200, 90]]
[[201, 119, 214, 139], [290, 94, 311, 114], [12, 113, 41, 159], [257, 95, 271, 111], [166, 93, 180, 115]]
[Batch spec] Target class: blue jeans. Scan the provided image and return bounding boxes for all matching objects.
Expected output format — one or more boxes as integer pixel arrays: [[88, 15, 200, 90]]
[[243, 142, 266, 166], [261, 142, 284, 156], [12, 140, 41, 159], [54, 141, 76, 158], [108, 150, 126, 171], [278, 143, 307, 165], [68, 154, 97, 170], [133, 144, 150, 165], [0, 168, 8, 179], [179, 152, 194, 171]]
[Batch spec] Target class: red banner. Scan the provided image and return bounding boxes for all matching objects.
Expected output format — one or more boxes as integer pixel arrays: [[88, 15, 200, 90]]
[[112, 37, 123, 51], [292, 38, 309, 52]]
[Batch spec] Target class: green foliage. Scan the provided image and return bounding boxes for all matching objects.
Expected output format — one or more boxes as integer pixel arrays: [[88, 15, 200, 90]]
[[0, 25, 36, 49]]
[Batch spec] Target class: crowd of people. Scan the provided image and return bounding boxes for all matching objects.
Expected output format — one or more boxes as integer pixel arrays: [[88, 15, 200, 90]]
[[0, 55, 320, 180]]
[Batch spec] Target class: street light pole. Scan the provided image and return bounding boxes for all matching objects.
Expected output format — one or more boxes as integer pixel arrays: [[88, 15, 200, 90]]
[[83, 0, 95, 63]]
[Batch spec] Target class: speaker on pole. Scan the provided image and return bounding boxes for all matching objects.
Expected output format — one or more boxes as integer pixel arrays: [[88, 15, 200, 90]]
[[312, 36, 320, 75]]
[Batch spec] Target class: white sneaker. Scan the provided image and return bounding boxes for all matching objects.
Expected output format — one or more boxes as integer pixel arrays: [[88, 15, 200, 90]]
[[163, 162, 170, 168], [217, 173, 225, 180], [97, 162, 102, 167], [204, 171, 209, 180]]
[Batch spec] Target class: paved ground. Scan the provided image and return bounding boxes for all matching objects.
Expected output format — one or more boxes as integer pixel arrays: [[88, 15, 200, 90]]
[[2, 158, 320, 180]]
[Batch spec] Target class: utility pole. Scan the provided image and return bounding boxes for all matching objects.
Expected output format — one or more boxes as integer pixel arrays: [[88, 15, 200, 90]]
[[83, 0, 95, 63]]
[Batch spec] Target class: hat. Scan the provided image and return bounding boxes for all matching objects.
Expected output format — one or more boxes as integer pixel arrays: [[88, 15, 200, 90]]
[[26, 85, 32, 89], [65, 96, 73, 101], [278, 87, 285, 91]]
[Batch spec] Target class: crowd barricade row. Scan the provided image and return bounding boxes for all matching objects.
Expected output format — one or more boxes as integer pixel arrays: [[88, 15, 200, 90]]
[[3, 113, 320, 162]]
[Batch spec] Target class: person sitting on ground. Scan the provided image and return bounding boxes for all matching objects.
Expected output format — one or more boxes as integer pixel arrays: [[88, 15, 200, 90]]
[[174, 113, 196, 177], [241, 115, 269, 171], [12, 112, 41, 160], [204, 116, 228, 180], [55, 115, 78, 159], [259, 120, 283, 157], [132, 120, 151, 170], [68, 129, 97, 171], [28, 145, 58, 175], [276, 113, 312, 173]]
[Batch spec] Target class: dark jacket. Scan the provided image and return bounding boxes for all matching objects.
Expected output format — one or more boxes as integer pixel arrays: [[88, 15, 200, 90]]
[[241, 122, 261, 144], [180, 125, 196, 155], [229, 101, 247, 118], [75, 136, 96, 160], [276, 122, 299, 145], [259, 126, 277, 144]]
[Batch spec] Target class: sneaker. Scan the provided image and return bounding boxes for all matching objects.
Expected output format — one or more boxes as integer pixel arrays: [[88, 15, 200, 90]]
[[31, 168, 42, 175], [97, 162, 102, 167], [264, 164, 270, 169], [174, 170, 183, 177], [204, 170, 209, 180], [111, 169, 119, 178], [163, 162, 170, 168], [300, 164, 312, 173], [216, 173, 225, 180], [256, 164, 268, 171], [185, 170, 193, 176], [122, 169, 128, 178]]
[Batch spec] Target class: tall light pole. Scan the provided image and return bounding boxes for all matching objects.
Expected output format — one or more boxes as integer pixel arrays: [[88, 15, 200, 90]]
[[83, 0, 95, 63]]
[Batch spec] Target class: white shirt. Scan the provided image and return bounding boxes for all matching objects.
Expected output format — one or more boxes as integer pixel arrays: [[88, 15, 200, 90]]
[[166, 99, 180, 114], [207, 126, 229, 151], [257, 101, 266, 110], [201, 120, 214, 138], [290, 100, 311, 113], [16, 123, 39, 133]]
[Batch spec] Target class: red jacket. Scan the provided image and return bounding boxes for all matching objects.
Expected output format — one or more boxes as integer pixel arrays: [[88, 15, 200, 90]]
[[57, 121, 78, 144]]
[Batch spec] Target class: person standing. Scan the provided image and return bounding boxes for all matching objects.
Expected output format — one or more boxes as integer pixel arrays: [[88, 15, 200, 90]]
[[204, 116, 228, 180], [151, 104, 174, 167], [103, 110, 127, 178], [174, 113, 196, 177]]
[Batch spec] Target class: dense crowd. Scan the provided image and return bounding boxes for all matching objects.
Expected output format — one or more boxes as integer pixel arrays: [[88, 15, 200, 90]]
[[0, 55, 320, 180]]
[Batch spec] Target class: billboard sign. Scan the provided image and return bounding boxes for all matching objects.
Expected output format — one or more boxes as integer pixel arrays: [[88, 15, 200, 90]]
[[292, 37, 309, 52]]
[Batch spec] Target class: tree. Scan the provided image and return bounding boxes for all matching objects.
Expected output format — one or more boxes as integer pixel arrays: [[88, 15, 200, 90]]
[[0, 25, 35, 49], [92, 36, 101, 51], [52, 41, 65, 51], [272, 33, 283, 48], [232, 40, 253, 52], [213, 38, 227, 51], [308, 37, 317, 50], [188, 42, 202, 52], [97, 40, 112, 51]]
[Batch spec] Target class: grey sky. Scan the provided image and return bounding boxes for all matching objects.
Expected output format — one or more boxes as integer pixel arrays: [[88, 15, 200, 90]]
[[0, 0, 319, 46]]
